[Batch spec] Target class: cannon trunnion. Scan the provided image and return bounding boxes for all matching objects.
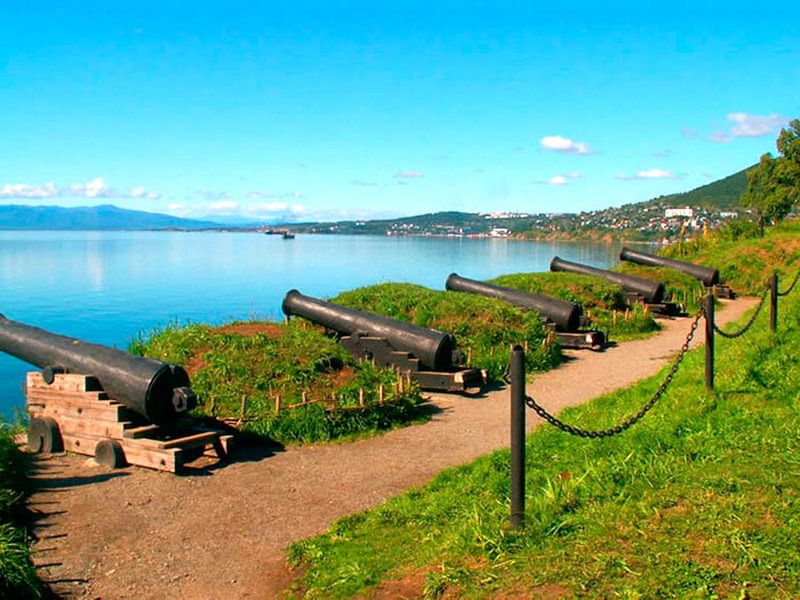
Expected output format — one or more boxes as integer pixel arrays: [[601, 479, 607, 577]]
[[282, 290, 486, 393], [445, 273, 606, 350]]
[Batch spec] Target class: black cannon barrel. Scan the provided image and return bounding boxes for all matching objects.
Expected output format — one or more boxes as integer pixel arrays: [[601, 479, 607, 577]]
[[550, 256, 665, 304], [619, 246, 720, 286], [445, 273, 582, 332], [282, 290, 456, 371], [0, 314, 195, 425]]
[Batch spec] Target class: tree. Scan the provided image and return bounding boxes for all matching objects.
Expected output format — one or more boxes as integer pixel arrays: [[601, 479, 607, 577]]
[[741, 119, 800, 235]]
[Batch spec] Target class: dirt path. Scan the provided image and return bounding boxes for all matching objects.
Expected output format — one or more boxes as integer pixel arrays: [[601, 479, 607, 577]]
[[27, 298, 756, 599]]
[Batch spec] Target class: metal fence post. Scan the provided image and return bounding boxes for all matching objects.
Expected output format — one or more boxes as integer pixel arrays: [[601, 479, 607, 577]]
[[704, 294, 715, 391], [510, 345, 525, 529], [770, 273, 778, 333]]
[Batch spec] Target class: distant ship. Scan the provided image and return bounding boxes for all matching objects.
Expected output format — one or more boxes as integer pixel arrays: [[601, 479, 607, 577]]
[[262, 228, 295, 238]]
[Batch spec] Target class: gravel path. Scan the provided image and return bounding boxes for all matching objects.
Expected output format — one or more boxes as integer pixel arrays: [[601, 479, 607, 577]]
[[26, 297, 756, 599]]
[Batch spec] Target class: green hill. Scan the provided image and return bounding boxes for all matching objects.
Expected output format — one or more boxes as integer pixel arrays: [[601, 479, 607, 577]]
[[637, 165, 752, 210]]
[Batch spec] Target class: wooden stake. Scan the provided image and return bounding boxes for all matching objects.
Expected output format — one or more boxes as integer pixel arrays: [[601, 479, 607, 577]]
[[523, 340, 529, 353], [301, 391, 307, 404], [358, 388, 365, 407], [378, 384, 384, 404], [274, 395, 281, 414]]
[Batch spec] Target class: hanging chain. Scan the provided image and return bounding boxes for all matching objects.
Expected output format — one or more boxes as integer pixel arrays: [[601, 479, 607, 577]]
[[713, 285, 769, 338], [523, 305, 705, 438], [778, 270, 800, 297]]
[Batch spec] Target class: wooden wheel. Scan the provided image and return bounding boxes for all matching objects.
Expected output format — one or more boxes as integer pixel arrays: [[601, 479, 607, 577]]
[[95, 439, 127, 468], [28, 417, 63, 453]]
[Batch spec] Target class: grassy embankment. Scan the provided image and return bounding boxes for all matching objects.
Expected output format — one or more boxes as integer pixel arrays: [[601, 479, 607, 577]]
[[286, 223, 800, 598], [0, 426, 41, 598], [131, 321, 423, 444], [487, 272, 661, 341], [132, 272, 671, 444], [332, 283, 561, 380]]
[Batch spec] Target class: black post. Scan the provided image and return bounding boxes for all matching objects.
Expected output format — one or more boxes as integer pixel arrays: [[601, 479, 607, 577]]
[[704, 294, 714, 392], [770, 273, 778, 333], [510, 345, 525, 530]]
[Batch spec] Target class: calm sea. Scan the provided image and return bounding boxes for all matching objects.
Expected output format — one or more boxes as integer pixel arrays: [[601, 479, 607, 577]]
[[0, 231, 621, 417]]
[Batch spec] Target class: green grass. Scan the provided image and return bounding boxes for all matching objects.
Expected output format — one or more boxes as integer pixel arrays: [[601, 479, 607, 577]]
[[286, 253, 800, 597], [0, 425, 41, 599], [661, 219, 800, 294], [331, 283, 562, 381], [487, 272, 661, 341], [130, 320, 426, 444]]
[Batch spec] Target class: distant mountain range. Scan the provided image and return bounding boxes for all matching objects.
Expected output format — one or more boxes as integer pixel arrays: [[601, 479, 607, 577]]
[[0, 204, 220, 230], [0, 164, 753, 232]]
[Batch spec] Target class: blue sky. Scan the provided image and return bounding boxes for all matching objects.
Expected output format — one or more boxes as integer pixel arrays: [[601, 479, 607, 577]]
[[1, 1, 798, 222]]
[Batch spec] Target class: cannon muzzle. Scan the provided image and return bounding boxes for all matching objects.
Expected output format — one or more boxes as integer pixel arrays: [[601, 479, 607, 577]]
[[0, 314, 196, 425], [282, 290, 458, 371], [550, 256, 665, 304], [445, 273, 582, 332], [619, 247, 719, 286]]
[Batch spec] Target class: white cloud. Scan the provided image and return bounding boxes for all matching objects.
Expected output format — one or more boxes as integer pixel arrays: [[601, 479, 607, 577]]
[[708, 112, 787, 144], [617, 168, 675, 181], [0, 182, 58, 198], [542, 172, 580, 186], [727, 112, 786, 138], [539, 135, 592, 155], [395, 170, 424, 178], [0, 177, 161, 200]]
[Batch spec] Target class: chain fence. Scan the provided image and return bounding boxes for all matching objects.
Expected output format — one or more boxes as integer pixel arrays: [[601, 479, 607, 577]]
[[778, 270, 800, 297], [713, 285, 769, 338], [521, 305, 704, 438]]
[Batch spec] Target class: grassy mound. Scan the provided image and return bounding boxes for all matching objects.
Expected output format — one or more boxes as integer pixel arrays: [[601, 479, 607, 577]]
[[661, 219, 800, 294], [488, 272, 661, 341], [286, 248, 800, 598], [615, 262, 707, 312], [0, 426, 41, 598], [131, 320, 425, 444], [331, 283, 562, 381]]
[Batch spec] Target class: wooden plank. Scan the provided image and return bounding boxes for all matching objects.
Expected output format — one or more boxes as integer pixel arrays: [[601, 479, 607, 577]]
[[26, 389, 111, 403], [27, 372, 102, 393], [60, 433, 180, 473], [47, 413, 130, 439], [123, 424, 162, 439], [27, 398, 129, 422], [158, 431, 219, 449]]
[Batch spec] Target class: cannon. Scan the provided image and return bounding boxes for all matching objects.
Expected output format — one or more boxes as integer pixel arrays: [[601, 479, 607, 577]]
[[446, 273, 581, 331], [282, 290, 485, 392], [0, 313, 195, 424], [1, 313, 231, 472], [550, 256, 664, 303], [445, 273, 606, 350], [619, 247, 719, 286], [619, 247, 735, 298]]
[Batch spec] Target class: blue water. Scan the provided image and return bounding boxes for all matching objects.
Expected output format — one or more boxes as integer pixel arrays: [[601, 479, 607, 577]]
[[0, 231, 621, 416]]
